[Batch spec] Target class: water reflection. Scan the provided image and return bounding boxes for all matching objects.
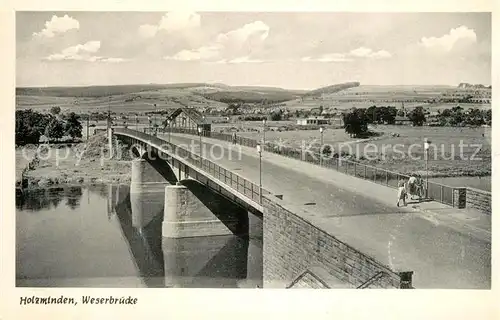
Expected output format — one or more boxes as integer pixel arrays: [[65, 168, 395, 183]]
[[16, 184, 263, 288], [114, 184, 262, 288], [16, 186, 83, 211]]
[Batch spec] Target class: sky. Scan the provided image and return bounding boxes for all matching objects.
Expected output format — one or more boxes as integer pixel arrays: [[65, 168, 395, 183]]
[[16, 12, 491, 89]]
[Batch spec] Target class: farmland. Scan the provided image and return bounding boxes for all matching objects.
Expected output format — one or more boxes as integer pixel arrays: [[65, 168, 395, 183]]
[[15, 83, 492, 190], [226, 122, 491, 182], [353, 125, 491, 178]]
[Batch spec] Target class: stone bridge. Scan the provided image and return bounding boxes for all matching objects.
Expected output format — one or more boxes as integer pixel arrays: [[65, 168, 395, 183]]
[[110, 127, 491, 289]]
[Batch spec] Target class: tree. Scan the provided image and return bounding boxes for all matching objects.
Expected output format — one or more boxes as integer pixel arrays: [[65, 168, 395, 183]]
[[16, 109, 53, 145], [465, 108, 484, 126], [343, 108, 368, 137], [366, 106, 377, 123], [449, 107, 464, 126], [270, 110, 283, 121], [64, 112, 83, 140], [440, 109, 451, 117], [408, 106, 426, 126], [45, 118, 65, 141], [377, 106, 397, 124], [50, 106, 61, 115], [484, 109, 492, 125]]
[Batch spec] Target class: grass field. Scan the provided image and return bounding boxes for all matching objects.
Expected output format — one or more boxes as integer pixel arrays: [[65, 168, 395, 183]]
[[221, 122, 491, 179], [352, 125, 491, 177]]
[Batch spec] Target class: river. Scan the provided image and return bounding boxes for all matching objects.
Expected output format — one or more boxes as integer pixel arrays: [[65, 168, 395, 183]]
[[16, 184, 263, 288]]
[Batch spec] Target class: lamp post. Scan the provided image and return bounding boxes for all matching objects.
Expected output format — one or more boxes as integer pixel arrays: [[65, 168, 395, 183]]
[[424, 138, 430, 198], [198, 126, 203, 156], [135, 114, 138, 131], [86, 111, 89, 141], [167, 119, 171, 143], [319, 127, 324, 166], [262, 118, 267, 148], [257, 144, 262, 204], [148, 115, 151, 134], [107, 99, 111, 132], [154, 104, 157, 136]]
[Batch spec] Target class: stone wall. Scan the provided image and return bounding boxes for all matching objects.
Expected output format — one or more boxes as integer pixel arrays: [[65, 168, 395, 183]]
[[453, 188, 467, 209], [263, 196, 411, 289], [466, 187, 491, 214]]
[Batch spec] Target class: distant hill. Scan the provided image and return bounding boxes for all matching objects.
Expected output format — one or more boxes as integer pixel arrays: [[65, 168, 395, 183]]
[[302, 82, 361, 97], [201, 90, 300, 104], [16, 85, 173, 97], [458, 83, 491, 89], [16, 82, 358, 103], [15, 83, 234, 97], [232, 86, 307, 95]]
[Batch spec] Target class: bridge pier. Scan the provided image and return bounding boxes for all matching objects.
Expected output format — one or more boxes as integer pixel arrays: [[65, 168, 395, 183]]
[[130, 158, 171, 228], [162, 184, 248, 239], [162, 235, 248, 288]]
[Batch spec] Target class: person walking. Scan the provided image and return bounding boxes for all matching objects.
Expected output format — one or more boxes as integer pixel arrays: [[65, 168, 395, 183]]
[[408, 175, 417, 199], [232, 132, 237, 145], [416, 174, 424, 201], [397, 178, 407, 207]]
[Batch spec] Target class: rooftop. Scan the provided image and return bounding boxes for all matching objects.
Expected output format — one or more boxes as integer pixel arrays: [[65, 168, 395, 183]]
[[168, 107, 211, 124]]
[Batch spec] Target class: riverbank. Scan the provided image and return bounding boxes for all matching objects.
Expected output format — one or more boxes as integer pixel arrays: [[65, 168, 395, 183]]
[[17, 134, 132, 189]]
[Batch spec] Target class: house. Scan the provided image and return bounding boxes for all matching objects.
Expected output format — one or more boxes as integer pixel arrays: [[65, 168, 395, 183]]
[[330, 116, 344, 127], [394, 116, 413, 125], [167, 107, 212, 133], [296, 116, 330, 126]]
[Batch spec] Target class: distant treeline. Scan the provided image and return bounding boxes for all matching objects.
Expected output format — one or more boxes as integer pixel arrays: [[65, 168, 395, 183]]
[[201, 91, 300, 104], [430, 106, 491, 127], [438, 94, 490, 104], [16, 85, 173, 97], [302, 82, 360, 97]]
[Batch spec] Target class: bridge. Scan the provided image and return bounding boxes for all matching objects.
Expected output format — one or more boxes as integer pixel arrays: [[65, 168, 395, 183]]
[[112, 127, 491, 289]]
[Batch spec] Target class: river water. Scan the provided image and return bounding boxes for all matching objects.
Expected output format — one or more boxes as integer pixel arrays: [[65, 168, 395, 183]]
[[16, 184, 263, 288]]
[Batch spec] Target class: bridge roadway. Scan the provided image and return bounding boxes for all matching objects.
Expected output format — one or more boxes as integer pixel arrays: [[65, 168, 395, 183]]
[[142, 131, 490, 289]]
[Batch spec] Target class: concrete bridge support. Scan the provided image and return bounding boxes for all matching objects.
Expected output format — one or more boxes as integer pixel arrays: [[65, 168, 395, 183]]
[[130, 158, 172, 229], [162, 183, 249, 238], [162, 235, 248, 288]]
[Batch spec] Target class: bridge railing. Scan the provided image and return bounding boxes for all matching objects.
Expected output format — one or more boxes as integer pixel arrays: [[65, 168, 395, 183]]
[[142, 127, 456, 207], [116, 128, 268, 205]]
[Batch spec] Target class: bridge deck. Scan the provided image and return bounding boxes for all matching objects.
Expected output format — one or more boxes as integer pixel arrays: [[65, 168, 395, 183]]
[[157, 132, 490, 289]]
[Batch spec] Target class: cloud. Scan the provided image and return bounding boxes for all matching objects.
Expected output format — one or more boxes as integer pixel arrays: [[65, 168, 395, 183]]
[[419, 26, 477, 52], [44, 40, 128, 63], [303, 47, 391, 62], [138, 11, 201, 38], [100, 57, 129, 63], [216, 21, 269, 47], [33, 14, 80, 38], [165, 20, 270, 62], [301, 53, 351, 62], [227, 56, 265, 64], [164, 45, 220, 61], [349, 47, 392, 59]]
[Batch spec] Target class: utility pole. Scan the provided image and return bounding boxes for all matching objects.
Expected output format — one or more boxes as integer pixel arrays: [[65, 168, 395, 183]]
[[107, 97, 111, 131], [154, 104, 157, 136], [86, 111, 89, 140]]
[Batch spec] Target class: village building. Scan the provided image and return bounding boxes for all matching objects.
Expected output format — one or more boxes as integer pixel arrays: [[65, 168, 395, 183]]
[[296, 116, 330, 126], [394, 116, 413, 125], [167, 107, 212, 133]]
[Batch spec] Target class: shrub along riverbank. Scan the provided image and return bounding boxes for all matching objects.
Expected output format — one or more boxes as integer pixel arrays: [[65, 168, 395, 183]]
[[18, 134, 133, 189]]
